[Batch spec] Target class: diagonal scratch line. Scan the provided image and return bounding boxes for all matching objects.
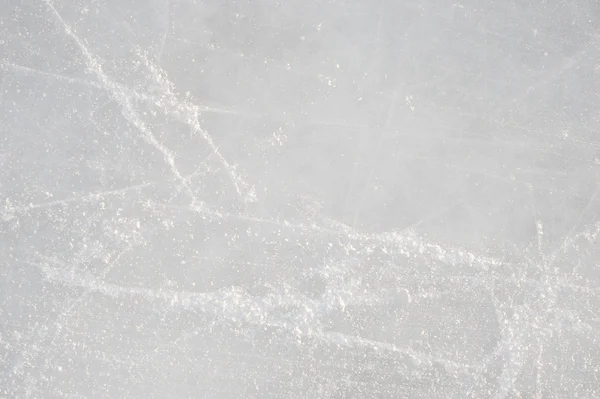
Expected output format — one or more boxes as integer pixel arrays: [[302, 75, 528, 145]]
[[135, 53, 256, 203], [42, 0, 200, 206], [5, 165, 215, 219], [547, 180, 600, 267], [156, 0, 171, 61]]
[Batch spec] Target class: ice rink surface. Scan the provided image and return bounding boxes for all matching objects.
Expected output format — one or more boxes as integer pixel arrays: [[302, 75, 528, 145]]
[[1, 0, 600, 397]]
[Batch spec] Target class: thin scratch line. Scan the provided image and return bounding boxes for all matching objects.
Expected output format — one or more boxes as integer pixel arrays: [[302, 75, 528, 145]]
[[3, 61, 257, 118], [547, 181, 600, 267], [375, 0, 386, 45], [43, 0, 199, 206], [135, 53, 256, 203], [156, 0, 171, 61], [28, 258, 474, 375], [1, 62, 102, 89], [17, 181, 154, 213]]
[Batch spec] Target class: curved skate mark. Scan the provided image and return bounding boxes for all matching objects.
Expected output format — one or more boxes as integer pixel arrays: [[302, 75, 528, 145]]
[[28, 258, 473, 375], [159, 200, 543, 278], [153, 200, 600, 304]]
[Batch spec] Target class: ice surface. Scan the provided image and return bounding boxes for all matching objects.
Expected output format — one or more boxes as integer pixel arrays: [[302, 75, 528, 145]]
[[1, 0, 600, 397]]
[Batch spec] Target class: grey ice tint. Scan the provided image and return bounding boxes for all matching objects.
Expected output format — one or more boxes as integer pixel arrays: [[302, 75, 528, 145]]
[[1, 0, 600, 398]]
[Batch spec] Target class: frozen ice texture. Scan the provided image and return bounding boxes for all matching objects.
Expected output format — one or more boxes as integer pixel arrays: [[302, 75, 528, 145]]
[[1, 0, 600, 397]]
